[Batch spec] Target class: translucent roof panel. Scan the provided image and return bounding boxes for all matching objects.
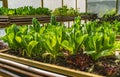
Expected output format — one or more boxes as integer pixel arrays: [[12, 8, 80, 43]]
[[87, 0, 116, 17], [118, 1, 120, 14]]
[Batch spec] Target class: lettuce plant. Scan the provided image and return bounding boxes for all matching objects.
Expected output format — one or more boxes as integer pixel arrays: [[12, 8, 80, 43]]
[[1, 16, 118, 63], [84, 21, 116, 60], [1, 24, 20, 50], [40, 25, 64, 63], [61, 17, 88, 54]]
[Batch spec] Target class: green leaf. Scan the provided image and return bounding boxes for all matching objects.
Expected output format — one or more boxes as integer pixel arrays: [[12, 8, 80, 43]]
[[27, 41, 38, 57], [42, 52, 53, 58], [32, 18, 41, 32], [15, 36, 22, 43], [94, 49, 114, 60], [61, 40, 74, 53], [84, 50, 96, 55], [8, 33, 14, 43]]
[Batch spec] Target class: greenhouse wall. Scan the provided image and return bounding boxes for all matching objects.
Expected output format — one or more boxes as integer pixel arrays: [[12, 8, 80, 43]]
[[87, 0, 117, 16], [63, 0, 75, 9], [78, 0, 86, 12], [44, 0, 62, 10], [7, 0, 86, 12], [8, 0, 41, 8]]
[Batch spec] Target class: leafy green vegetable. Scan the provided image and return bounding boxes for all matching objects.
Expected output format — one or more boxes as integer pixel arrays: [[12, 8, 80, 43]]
[[1, 16, 118, 63], [52, 6, 79, 16], [84, 21, 116, 60], [61, 17, 88, 54], [0, 6, 51, 16]]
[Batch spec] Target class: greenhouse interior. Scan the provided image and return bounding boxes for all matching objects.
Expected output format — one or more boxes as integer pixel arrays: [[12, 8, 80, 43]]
[[1, 0, 120, 77]]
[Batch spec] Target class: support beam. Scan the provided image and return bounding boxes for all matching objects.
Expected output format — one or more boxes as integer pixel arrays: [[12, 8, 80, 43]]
[[85, 0, 87, 13], [116, 0, 118, 14], [41, 0, 43, 8], [75, 0, 77, 10], [62, 0, 63, 7], [3, 0, 8, 8]]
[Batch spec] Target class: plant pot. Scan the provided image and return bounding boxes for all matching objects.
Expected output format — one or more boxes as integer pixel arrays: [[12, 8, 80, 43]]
[[0, 51, 103, 77]]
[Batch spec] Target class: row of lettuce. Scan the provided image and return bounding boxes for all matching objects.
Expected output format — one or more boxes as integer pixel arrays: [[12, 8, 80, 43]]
[[0, 6, 81, 16], [1, 16, 120, 63]]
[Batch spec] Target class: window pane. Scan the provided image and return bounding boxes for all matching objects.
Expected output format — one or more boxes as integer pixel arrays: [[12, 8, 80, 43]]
[[0, 1, 3, 7], [87, 0, 116, 17]]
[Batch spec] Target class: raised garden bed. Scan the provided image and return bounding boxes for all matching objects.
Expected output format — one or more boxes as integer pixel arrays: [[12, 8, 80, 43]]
[[1, 16, 120, 77]]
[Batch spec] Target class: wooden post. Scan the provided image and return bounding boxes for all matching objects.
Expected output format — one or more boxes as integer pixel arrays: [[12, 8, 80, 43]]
[[116, 0, 118, 14], [62, 0, 63, 7], [85, 0, 87, 23], [41, 0, 43, 8], [3, 0, 8, 8], [85, 0, 87, 13], [75, 0, 77, 10]]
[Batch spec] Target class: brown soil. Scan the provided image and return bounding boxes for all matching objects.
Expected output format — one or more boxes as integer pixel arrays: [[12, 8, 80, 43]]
[[94, 56, 120, 77], [0, 41, 8, 50], [65, 53, 120, 77]]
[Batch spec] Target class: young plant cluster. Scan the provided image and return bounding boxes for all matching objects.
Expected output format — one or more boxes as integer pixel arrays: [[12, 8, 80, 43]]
[[1, 16, 117, 63], [52, 6, 80, 16], [0, 6, 51, 15], [2, 15, 120, 76]]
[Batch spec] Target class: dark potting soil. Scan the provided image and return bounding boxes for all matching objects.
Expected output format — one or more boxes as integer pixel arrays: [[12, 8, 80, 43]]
[[0, 41, 8, 50]]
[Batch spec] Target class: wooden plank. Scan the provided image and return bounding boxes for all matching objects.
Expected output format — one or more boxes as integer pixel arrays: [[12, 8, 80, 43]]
[[0, 53, 104, 77], [9, 15, 50, 19], [0, 49, 10, 53], [0, 72, 12, 77], [0, 16, 9, 18], [0, 15, 97, 27]]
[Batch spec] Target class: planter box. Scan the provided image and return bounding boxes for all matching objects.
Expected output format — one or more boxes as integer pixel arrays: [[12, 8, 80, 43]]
[[0, 51, 103, 77], [0, 14, 98, 27], [0, 16, 10, 27]]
